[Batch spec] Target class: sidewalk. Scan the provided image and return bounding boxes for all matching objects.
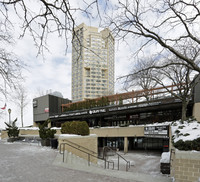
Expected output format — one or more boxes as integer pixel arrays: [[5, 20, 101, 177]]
[[0, 140, 172, 182]]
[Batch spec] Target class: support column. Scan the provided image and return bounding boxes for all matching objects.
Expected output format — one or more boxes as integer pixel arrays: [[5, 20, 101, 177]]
[[48, 121, 51, 128], [193, 103, 200, 122], [124, 137, 128, 154]]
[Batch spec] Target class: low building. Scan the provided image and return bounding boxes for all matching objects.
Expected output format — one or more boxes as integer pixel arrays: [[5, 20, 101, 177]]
[[33, 93, 71, 126], [32, 78, 200, 152]]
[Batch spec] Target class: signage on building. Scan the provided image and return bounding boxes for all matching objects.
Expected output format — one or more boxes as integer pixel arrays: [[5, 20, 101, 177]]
[[144, 125, 169, 138], [89, 109, 106, 114], [64, 111, 88, 117], [33, 100, 37, 108], [44, 108, 49, 113]]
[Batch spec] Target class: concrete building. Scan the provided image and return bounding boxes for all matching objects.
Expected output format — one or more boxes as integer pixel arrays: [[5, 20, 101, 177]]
[[72, 23, 115, 102], [33, 93, 71, 126]]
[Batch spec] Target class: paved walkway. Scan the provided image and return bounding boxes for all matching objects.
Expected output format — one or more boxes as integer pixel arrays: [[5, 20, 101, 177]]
[[0, 140, 172, 182]]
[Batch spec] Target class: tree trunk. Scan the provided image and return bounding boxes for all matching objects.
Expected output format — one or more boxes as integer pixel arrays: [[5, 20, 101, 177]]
[[181, 99, 187, 122], [21, 107, 24, 127]]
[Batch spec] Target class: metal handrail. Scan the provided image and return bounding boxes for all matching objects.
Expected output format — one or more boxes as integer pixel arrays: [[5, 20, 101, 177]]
[[103, 146, 131, 171], [61, 139, 98, 155], [59, 142, 114, 170]]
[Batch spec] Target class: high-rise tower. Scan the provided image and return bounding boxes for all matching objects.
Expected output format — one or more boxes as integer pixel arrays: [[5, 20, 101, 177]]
[[71, 23, 115, 102]]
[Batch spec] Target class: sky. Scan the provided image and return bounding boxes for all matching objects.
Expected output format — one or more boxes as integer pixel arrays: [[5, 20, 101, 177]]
[[0, 0, 198, 128], [0, 1, 133, 128]]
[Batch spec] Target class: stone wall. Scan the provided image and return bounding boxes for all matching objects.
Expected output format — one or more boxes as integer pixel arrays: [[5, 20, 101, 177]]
[[171, 149, 200, 182], [19, 129, 39, 135], [1, 130, 8, 139], [58, 134, 98, 163], [90, 126, 144, 137]]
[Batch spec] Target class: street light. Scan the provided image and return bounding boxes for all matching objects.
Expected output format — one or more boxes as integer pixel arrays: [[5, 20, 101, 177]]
[[8, 108, 11, 125]]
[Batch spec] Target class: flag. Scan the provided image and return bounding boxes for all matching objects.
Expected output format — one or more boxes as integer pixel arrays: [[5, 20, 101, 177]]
[[1, 103, 6, 110]]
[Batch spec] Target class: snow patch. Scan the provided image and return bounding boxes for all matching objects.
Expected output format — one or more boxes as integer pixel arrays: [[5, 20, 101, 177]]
[[160, 152, 170, 163], [19, 127, 39, 130], [171, 120, 200, 142]]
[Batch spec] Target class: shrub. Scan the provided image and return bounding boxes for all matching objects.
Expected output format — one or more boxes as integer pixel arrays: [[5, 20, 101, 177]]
[[5, 118, 19, 138], [174, 138, 200, 151], [61, 121, 89, 136], [38, 119, 56, 139], [175, 130, 180, 134], [47, 129, 57, 138], [178, 125, 185, 129]]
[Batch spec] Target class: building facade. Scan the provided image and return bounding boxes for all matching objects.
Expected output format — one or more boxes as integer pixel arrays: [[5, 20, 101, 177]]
[[72, 23, 115, 102], [33, 94, 71, 125]]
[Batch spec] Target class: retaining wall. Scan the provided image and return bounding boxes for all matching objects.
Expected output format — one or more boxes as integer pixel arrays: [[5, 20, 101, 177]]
[[58, 134, 98, 163], [171, 149, 200, 182]]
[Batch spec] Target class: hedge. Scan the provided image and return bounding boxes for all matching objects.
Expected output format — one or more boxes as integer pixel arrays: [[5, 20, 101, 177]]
[[61, 121, 90, 136], [173, 138, 200, 151]]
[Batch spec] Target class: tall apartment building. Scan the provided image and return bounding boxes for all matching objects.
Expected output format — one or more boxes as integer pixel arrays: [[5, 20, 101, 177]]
[[72, 23, 115, 102]]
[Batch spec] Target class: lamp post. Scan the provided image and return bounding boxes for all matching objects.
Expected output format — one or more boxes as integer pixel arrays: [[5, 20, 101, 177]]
[[8, 108, 11, 125]]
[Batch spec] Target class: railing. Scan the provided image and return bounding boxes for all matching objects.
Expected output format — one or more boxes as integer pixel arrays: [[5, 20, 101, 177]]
[[59, 141, 114, 170], [62, 139, 97, 155], [103, 146, 131, 171]]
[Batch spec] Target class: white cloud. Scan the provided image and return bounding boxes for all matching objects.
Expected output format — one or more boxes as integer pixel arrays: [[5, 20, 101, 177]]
[[0, 0, 159, 128]]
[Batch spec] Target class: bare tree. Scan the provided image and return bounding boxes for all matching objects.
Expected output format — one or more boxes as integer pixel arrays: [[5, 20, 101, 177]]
[[153, 59, 198, 121], [0, 0, 111, 56], [108, 0, 200, 72], [1, 1, 200, 73], [128, 55, 198, 121], [0, 21, 23, 100], [12, 85, 29, 127], [124, 57, 158, 101]]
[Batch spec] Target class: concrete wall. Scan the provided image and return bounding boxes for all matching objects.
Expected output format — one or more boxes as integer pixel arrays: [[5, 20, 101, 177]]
[[1, 130, 8, 139], [171, 149, 200, 182], [58, 134, 98, 163], [193, 103, 200, 122], [19, 129, 39, 136], [33, 95, 49, 122], [90, 126, 144, 137]]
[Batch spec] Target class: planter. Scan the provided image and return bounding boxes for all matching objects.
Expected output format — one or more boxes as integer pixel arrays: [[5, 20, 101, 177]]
[[50, 138, 58, 149], [160, 163, 170, 174], [41, 139, 50, 146]]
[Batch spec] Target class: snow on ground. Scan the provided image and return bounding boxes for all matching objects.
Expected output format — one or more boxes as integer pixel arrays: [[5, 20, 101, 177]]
[[19, 127, 39, 130], [0, 140, 172, 182], [171, 119, 200, 142], [98, 150, 165, 177]]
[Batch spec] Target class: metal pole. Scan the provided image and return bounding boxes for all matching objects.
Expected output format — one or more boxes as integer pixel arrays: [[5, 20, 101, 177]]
[[63, 144, 65, 162], [8, 108, 11, 125], [118, 155, 119, 170], [9, 113, 11, 125], [88, 154, 90, 166]]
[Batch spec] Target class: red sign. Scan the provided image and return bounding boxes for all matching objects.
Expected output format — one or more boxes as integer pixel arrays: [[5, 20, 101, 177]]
[[44, 108, 49, 113]]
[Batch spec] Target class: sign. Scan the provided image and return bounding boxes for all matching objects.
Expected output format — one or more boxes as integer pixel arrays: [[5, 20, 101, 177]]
[[89, 109, 106, 114], [44, 108, 49, 113], [33, 100, 37, 108], [63, 111, 88, 117], [144, 125, 169, 138]]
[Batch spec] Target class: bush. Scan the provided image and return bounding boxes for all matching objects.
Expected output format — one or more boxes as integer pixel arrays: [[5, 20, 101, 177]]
[[61, 121, 89, 136], [47, 129, 57, 138], [174, 138, 200, 151], [5, 118, 19, 138], [38, 119, 56, 139]]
